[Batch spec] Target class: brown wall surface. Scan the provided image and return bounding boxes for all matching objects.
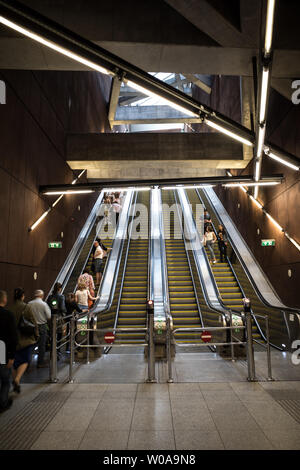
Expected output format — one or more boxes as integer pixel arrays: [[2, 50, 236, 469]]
[[216, 88, 300, 308], [0, 70, 111, 302]]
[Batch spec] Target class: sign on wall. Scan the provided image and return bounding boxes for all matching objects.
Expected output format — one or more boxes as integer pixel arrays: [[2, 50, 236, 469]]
[[261, 239, 275, 247], [48, 242, 62, 248]]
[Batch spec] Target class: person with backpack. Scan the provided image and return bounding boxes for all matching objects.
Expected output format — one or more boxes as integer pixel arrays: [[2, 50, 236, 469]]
[[9, 288, 39, 394]]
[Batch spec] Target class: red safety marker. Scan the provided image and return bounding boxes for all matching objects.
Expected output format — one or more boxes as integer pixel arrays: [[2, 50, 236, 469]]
[[201, 331, 212, 343], [104, 332, 115, 344]]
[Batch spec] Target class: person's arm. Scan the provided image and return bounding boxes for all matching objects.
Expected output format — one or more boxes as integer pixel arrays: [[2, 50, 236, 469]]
[[90, 275, 95, 290], [44, 302, 52, 321], [212, 232, 217, 242], [59, 295, 67, 315], [87, 290, 98, 301], [6, 313, 18, 366], [26, 305, 39, 338]]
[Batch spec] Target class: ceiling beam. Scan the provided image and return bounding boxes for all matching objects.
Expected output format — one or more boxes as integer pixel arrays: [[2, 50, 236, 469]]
[[108, 76, 122, 128]]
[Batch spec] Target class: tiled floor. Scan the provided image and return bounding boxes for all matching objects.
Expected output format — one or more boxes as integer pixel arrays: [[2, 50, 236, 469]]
[[1, 381, 300, 450]]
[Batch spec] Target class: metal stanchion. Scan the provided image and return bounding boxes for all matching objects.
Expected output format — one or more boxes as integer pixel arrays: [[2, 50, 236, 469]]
[[86, 315, 90, 365], [229, 310, 235, 362], [50, 314, 58, 383], [68, 315, 75, 383], [265, 316, 274, 381], [146, 300, 156, 383], [166, 316, 173, 383], [243, 298, 256, 382]]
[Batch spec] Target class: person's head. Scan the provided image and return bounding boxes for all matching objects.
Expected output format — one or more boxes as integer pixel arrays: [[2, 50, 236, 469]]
[[83, 268, 90, 275], [53, 282, 62, 295], [204, 208, 208, 214], [66, 293, 75, 303], [34, 289, 44, 300], [218, 224, 224, 231], [94, 240, 99, 248], [0, 290, 7, 307], [78, 282, 86, 291], [207, 226, 212, 233], [14, 287, 25, 302]]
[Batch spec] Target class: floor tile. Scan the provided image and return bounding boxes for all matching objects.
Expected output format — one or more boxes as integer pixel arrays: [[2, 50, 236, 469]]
[[263, 425, 300, 450], [219, 429, 273, 450], [128, 431, 175, 450], [44, 406, 95, 431], [31, 431, 85, 450], [131, 400, 173, 430], [174, 429, 224, 450], [79, 430, 129, 450], [89, 399, 135, 431], [171, 399, 216, 431]]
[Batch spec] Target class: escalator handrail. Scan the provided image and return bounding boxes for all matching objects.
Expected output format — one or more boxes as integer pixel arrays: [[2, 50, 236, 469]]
[[91, 189, 134, 316], [112, 191, 138, 332], [47, 190, 105, 298], [203, 187, 300, 315], [172, 189, 205, 329], [195, 188, 282, 349], [159, 189, 172, 322]]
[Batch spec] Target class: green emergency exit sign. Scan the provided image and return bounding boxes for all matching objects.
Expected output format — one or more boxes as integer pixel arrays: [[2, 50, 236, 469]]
[[261, 239, 275, 247], [48, 242, 62, 248]]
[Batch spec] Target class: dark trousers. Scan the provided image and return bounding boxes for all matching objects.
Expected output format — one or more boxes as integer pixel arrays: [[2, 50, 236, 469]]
[[218, 242, 227, 262], [37, 323, 47, 365], [0, 365, 11, 410]]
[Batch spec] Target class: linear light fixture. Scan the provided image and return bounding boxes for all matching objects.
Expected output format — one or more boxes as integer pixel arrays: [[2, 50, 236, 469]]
[[44, 190, 94, 195], [265, 149, 300, 171], [162, 185, 215, 190], [249, 195, 263, 209], [259, 68, 270, 124], [30, 208, 51, 231], [224, 181, 280, 188], [285, 233, 300, 252], [265, 211, 283, 231], [126, 80, 199, 117], [0, 16, 111, 76], [226, 170, 233, 177], [102, 187, 151, 192], [256, 125, 266, 157], [29, 170, 87, 231], [265, 0, 276, 55], [205, 119, 253, 147]]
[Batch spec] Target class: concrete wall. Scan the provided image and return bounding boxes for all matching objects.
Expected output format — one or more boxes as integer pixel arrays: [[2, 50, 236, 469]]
[[0, 70, 111, 301], [216, 87, 300, 308]]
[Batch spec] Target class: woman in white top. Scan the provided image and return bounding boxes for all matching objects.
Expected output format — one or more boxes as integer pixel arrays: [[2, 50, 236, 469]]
[[75, 283, 98, 310], [204, 226, 217, 264], [112, 192, 122, 225], [93, 240, 105, 286]]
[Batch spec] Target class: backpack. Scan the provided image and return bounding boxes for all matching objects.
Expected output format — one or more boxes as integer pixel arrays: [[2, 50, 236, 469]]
[[18, 306, 36, 337]]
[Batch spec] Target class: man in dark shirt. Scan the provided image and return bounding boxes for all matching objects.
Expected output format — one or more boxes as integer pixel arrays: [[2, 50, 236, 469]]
[[0, 290, 18, 412]]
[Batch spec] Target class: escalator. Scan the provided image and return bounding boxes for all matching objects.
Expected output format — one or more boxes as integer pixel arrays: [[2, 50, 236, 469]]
[[115, 190, 150, 344], [186, 188, 261, 342], [162, 190, 218, 344], [197, 188, 289, 348]]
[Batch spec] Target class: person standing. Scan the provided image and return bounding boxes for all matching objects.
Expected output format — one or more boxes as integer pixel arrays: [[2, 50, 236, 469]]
[[78, 268, 95, 308], [204, 209, 212, 233], [93, 240, 105, 286], [28, 290, 51, 368], [10, 288, 39, 394], [75, 283, 98, 311], [204, 226, 217, 264], [0, 290, 18, 412], [217, 224, 228, 263], [112, 192, 122, 225]]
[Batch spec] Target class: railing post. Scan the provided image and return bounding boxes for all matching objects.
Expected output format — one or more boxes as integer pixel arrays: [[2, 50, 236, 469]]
[[243, 298, 256, 382], [68, 315, 75, 383], [86, 314, 90, 365], [265, 316, 274, 381], [50, 313, 58, 383], [146, 307, 156, 383], [166, 316, 173, 383], [229, 310, 235, 362]]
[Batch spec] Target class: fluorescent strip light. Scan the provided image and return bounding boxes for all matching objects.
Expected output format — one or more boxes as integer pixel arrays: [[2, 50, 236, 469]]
[[102, 187, 150, 192], [30, 209, 51, 231], [51, 194, 64, 208], [126, 80, 199, 117], [285, 233, 300, 251], [254, 160, 261, 181], [224, 181, 279, 187], [72, 169, 86, 184], [205, 119, 253, 147], [240, 186, 248, 193], [249, 195, 263, 209], [0, 17, 110, 75], [45, 190, 94, 195], [267, 151, 300, 171], [162, 185, 215, 190], [259, 68, 270, 123], [226, 170, 233, 177], [265, 0, 276, 54], [265, 212, 283, 231], [256, 125, 266, 157]]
